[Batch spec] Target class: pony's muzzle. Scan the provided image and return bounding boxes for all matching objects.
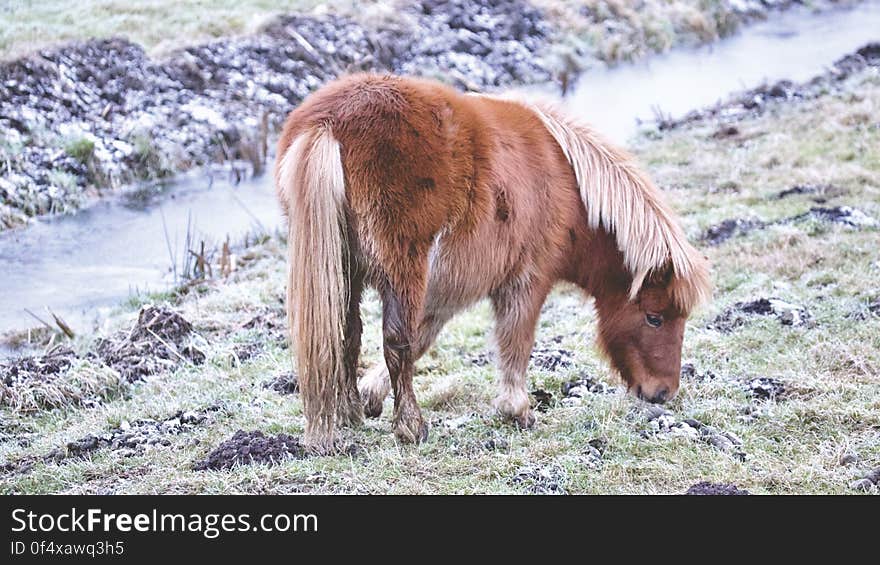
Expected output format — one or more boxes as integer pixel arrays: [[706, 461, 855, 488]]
[[635, 383, 676, 404]]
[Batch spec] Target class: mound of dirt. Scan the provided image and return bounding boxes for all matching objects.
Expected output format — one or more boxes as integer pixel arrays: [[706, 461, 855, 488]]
[[643, 407, 746, 461], [680, 362, 716, 381], [1, 346, 76, 384], [530, 347, 574, 371], [701, 218, 767, 245], [744, 376, 786, 400], [96, 305, 205, 382], [774, 183, 846, 203], [530, 388, 554, 412], [686, 482, 750, 495], [263, 372, 298, 395], [48, 408, 213, 462], [792, 206, 878, 228], [231, 340, 263, 364], [560, 373, 617, 405], [511, 463, 568, 494], [1, 346, 126, 412], [850, 467, 880, 491], [193, 430, 306, 471], [709, 298, 813, 332]]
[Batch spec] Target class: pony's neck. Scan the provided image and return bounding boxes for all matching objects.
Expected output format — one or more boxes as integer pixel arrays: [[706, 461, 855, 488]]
[[567, 225, 632, 302]]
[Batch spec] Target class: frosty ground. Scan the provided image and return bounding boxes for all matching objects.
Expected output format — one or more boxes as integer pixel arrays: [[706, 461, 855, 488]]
[[1, 50, 878, 494]]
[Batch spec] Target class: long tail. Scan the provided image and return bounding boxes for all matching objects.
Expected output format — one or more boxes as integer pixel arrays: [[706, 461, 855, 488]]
[[276, 127, 349, 452]]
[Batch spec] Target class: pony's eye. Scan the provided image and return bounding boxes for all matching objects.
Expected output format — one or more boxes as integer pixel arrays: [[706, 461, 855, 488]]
[[646, 313, 663, 328]]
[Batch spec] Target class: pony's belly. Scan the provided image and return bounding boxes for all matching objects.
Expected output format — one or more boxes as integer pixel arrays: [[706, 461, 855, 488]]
[[422, 229, 505, 318]]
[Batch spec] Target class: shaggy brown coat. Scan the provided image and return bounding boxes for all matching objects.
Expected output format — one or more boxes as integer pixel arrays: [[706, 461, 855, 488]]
[[275, 74, 710, 452]]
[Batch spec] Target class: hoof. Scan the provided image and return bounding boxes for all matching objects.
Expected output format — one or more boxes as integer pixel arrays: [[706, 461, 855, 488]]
[[512, 409, 537, 430], [393, 418, 429, 445], [361, 393, 384, 419], [358, 365, 390, 419], [303, 432, 338, 456], [494, 387, 534, 429]]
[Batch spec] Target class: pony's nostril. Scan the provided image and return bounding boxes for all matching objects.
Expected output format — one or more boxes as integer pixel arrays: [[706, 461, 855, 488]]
[[650, 388, 670, 404], [636, 385, 644, 400]]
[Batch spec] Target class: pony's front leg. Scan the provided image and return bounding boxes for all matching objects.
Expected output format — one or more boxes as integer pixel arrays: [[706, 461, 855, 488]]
[[490, 282, 550, 429], [378, 267, 430, 444]]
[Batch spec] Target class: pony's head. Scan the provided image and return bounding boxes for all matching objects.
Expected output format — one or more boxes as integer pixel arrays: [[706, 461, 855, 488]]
[[595, 262, 711, 404], [521, 98, 712, 403]]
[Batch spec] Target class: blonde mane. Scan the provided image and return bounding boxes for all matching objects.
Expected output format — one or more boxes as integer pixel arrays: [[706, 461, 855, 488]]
[[520, 100, 711, 312]]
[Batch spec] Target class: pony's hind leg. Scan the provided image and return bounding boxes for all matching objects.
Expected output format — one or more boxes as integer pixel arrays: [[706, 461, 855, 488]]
[[377, 262, 430, 444], [338, 265, 365, 427], [490, 280, 550, 429], [358, 362, 391, 419], [359, 310, 454, 418]]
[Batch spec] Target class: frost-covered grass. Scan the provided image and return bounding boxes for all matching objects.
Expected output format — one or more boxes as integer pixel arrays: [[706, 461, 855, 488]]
[[0, 0, 831, 62], [0, 0, 326, 60], [2, 68, 878, 494]]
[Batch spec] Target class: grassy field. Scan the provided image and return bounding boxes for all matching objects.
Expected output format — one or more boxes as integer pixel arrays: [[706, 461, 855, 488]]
[[2, 65, 878, 494], [0, 0, 327, 59]]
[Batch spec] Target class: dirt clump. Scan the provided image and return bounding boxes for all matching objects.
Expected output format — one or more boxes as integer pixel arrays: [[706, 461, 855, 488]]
[[48, 408, 213, 462], [680, 362, 716, 381], [482, 436, 509, 451], [511, 463, 568, 494], [231, 340, 263, 364], [560, 373, 617, 406], [849, 467, 880, 491], [96, 305, 205, 382], [263, 371, 298, 395], [530, 388, 554, 412], [709, 297, 813, 332], [775, 183, 846, 203], [643, 407, 746, 461], [193, 430, 306, 471], [686, 481, 750, 495], [530, 346, 573, 371], [2, 346, 75, 382], [790, 206, 878, 228], [701, 218, 766, 245], [744, 376, 786, 400]]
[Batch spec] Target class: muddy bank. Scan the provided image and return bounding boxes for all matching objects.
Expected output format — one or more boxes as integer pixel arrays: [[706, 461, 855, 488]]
[[0, 1, 551, 230], [656, 41, 880, 131], [0, 0, 846, 230]]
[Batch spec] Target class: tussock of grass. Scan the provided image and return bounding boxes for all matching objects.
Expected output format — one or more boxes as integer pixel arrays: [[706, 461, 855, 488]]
[[0, 358, 128, 414]]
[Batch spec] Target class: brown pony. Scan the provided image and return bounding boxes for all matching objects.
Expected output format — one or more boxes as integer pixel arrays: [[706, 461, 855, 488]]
[[275, 73, 710, 453]]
